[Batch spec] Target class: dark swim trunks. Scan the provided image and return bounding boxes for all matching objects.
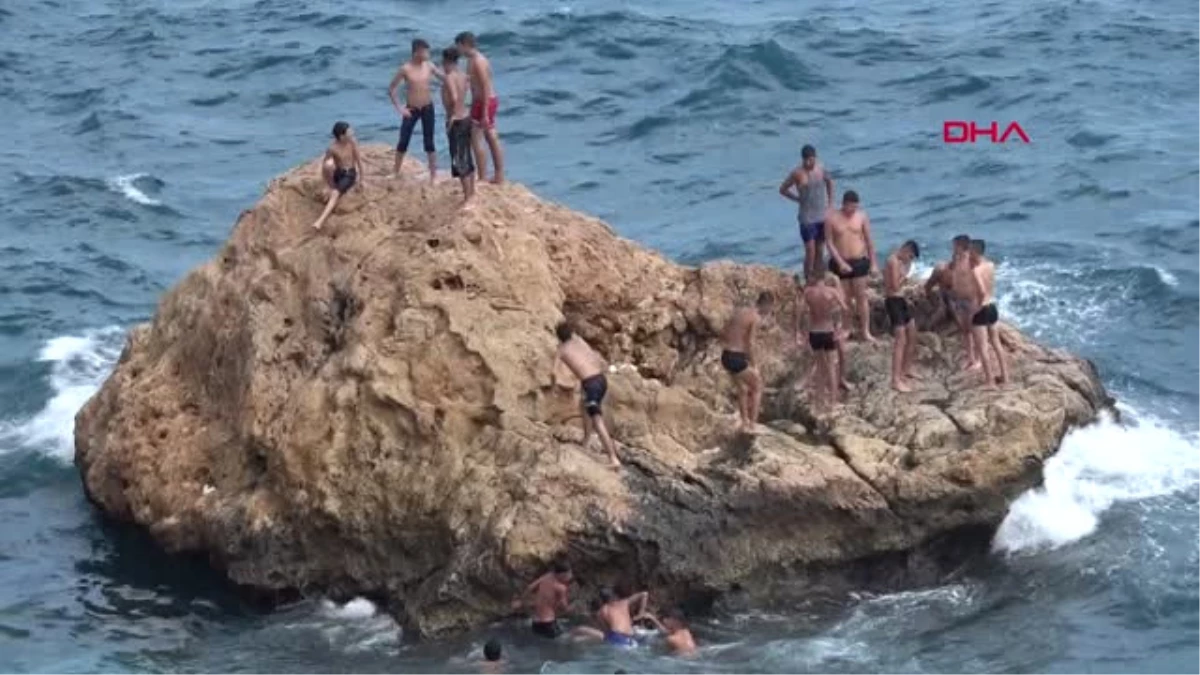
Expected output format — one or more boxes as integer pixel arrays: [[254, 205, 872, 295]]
[[398, 103, 436, 154], [604, 631, 637, 648], [531, 620, 564, 639], [447, 118, 475, 178], [333, 167, 357, 194], [833, 256, 871, 280], [720, 350, 749, 375], [885, 296, 913, 330], [798, 218, 825, 244], [972, 303, 999, 327], [581, 374, 608, 417], [808, 331, 836, 351]]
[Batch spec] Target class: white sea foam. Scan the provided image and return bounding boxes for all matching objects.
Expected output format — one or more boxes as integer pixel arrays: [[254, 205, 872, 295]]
[[993, 408, 1200, 554], [1153, 265, 1179, 287], [319, 597, 378, 620], [1, 327, 124, 460], [107, 173, 161, 206]]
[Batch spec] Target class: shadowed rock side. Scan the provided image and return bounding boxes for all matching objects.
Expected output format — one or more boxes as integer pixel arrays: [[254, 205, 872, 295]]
[[75, 145, 1113, 637]]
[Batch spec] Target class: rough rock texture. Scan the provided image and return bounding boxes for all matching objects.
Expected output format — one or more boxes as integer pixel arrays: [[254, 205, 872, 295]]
[[75, 145, 1113, 636]]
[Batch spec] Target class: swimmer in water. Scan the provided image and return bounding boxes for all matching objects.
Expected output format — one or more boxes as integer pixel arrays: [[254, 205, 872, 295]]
[[824, 190, 878, 343], [800, 271, 849, 411], [637, 608, 698, 656], [968, 239, 1009, 387], [455, 32, 505, 184], [779, 144, 835, 281], [883, 240, 921, 392], [388, 39, 441, 183], [516, 561, 573, 639], [720, 291, 775, 433], [440, 46, 475, 206], [554, 322, 620, 468], [312, 121, 364, 231], [947, 235, 980, 372], [596, 585, 649, 649]]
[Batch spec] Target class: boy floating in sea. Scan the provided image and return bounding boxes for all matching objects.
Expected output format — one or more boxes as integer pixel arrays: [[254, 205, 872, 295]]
[[454, 32, 505, 184], [312, 121, 364, 231], [596, 585, 649, 649], [440, 46, 475, 206], [719, 291, 775, 433], [554, 322, 621, 468], [388, 38, 439, 183], [883, 240, 921, 392], [637, 608, 698, 656], [968, 239, 1009, 387], [800, 272, 848, 411]]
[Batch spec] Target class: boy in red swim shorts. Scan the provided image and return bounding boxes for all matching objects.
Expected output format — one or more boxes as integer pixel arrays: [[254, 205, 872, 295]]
[[455, 31, 506, 184]]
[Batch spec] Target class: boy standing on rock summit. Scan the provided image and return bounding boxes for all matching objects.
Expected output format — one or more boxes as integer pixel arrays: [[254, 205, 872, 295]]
[[720, 292, 775, 433]]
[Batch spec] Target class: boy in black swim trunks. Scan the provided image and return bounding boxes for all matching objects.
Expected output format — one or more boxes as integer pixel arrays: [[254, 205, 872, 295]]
[[312, 121, 364, 231], [968, 239, 1009, 387], [720, 291, 775, 433], [884, 240, 920, 392], [516, 561, 573, 639], [554, 322, 621, 468], [388, 38, 440, 182], [800, 272, 848, 411], [440, 47, 475, 206], [824, 190, 878, 343]]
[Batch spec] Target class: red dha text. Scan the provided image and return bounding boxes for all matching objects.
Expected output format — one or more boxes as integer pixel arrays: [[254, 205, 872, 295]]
[[943, 121, 1031, 144]]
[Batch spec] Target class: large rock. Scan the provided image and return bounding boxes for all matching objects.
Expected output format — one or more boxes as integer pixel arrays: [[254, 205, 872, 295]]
[[75, 146, 1113, 636]]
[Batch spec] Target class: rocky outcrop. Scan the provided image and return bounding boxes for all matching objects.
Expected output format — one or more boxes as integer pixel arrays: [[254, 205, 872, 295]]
[[75, 146, 1112, 636]]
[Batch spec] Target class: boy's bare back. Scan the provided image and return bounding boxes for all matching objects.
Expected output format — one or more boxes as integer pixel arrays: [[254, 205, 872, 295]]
[[557, 336, 604, 381], [721, 307, 757, 352], [468, 53, 495, 100], [804, 285, 842, 331]]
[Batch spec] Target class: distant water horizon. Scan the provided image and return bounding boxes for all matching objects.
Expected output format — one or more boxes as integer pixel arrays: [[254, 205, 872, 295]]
[[1, 0, 1197, 672]]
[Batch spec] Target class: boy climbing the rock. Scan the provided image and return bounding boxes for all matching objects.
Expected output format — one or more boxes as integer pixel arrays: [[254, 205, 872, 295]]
[[883, 240, 921, 392], [312, 121, 364, 231], [720, 291, 775, 433], [554, 322, 621, 468], [515, 561, 574, 639]]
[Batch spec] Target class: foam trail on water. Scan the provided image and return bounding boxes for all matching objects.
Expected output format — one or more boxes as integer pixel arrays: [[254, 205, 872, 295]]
[[1, 327, 125, 460], [1153, 265, 1179, 287], [993, 408, 1200, 554], [107, 173, 161, 206]]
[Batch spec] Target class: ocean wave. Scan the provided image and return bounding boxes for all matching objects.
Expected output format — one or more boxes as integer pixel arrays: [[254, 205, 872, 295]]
[[993, 408, 1200, 554], [106, 173, 164, 206], [0, 327, 125, 460]]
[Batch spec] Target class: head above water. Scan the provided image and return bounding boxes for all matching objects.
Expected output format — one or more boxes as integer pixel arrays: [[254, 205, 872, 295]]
[[900, 239, 920, 261], [841, 190, 860, 215], [801, 144, 817, 169], [331, 121, 351, 140], [555, 321, 573, 343], [454, 31, 478, 55], [970, 238, 986, 257], [553, 560, 573, 582], [411, 38, 430, 60], [483, 639, 502, 662], [663, 608, 688, 631], [442, 46, 460, 67], [598, 586, 617, 604]]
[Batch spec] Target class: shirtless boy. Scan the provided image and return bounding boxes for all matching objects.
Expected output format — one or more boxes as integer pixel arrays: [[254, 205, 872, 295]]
[[518, 561, 573, 639], [638, 608, 697, 656], [884, 240, 921, 392], [800, 272, 849, 411], [825, 190, 878, 342], [779, 144, 835, 280], [794, 273, 850, 393], [388, 38, 439, 182], [440, 47, 475, 205], [454, 32, 505, 184], [312, 121, 364, 231], [555, 322, 620, 468], [720, 292, 775, 433], [968, 239, 1009, 386], [596, 586, 648, 649], [947, 235, 980, 370]]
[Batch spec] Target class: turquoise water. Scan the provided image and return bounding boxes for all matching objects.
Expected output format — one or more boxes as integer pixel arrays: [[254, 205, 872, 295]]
[[1, 0, 1197, 671]]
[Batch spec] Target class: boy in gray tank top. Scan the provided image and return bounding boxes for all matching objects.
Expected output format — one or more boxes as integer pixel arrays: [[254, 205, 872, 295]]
[[780, 145, 835, 280]]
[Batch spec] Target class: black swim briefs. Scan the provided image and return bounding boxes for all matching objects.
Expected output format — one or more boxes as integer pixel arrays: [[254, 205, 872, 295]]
[[531, 620, 564, 639], [972, 303, 999, 327], [833, 256, 871, 280], [447, 118, 475, 178], [720, 350, 750, 375], [885, 296, 913, 330], [580, 374, 608, 417], [333, 167, 357, 194], [808, 331, 836, 351]]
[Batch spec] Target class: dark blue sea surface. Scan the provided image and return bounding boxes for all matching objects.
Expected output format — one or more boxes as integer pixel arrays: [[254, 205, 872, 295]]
[[1, 0, 1197, 672]]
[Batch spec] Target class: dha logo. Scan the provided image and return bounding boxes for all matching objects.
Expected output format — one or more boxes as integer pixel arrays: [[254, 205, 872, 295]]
[[943, 121, 1030, 144]]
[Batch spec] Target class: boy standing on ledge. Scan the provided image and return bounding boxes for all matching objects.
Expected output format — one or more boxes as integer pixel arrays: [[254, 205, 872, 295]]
[[440, 46, 475, 207], [455, 31, 505, 184], [388, 38, 439, 183], [312, 121, 363, 231]]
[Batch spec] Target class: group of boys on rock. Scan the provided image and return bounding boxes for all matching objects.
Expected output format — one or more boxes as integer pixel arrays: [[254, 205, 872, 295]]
[[311, 32, 504, 230]]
